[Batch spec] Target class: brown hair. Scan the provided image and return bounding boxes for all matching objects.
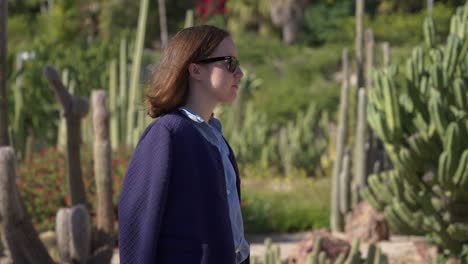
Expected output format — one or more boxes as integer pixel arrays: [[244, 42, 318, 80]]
[[145, 25, 230, 118]]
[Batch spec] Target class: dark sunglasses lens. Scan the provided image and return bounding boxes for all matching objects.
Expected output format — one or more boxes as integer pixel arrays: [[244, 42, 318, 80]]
[[228, 58, 239, 73]]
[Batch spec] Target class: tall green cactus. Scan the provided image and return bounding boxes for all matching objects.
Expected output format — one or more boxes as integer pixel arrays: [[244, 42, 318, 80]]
[[119, 37, 128, 146], [126, 0, 149, 147], [363, 2, 468, 256], [331, 48, 350, 232], [109, 59, 119, 150], [353, 88, 367, 206]]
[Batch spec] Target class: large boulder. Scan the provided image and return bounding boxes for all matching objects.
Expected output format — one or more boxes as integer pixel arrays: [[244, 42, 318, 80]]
[[345, 201, 389, 243], [287, 229, 350, 264]]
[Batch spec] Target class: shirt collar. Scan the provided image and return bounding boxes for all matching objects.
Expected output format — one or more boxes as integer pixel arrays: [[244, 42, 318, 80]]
[[178, 106, 206, 123], [178, 106, 223, 133]]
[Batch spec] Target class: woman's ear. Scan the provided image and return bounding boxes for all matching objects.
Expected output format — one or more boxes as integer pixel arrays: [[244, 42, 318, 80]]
[[188, 63, 203, 81]]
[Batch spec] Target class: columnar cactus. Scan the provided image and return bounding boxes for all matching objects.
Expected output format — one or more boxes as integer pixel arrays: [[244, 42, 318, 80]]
[[109, 60, 119, 150], [381, 42, 391, 69], [263, 237, 281, 264], [126, 0, 149, 147], [355, 0, 365, 91], [340, 150, 351, 215], [91, 90, 114, 249], [184, 9, 194, 28], [56, 205, 91, 263], [363, 2, 468, 255], [352, 88, 368, 206], [331, 48, 350, 232], [44, 66, 89, 206], [0, 146, 54, 263]]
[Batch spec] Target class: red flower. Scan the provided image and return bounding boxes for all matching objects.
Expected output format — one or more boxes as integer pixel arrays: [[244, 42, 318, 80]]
[[195, 0, 226, 19]]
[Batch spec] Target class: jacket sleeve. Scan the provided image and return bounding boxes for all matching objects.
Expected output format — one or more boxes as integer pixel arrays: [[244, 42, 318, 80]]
[[118, 122, 173, 263]]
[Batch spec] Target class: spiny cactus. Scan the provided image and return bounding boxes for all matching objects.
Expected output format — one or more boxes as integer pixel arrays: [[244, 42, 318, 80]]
[[91, 90, 114, 250], [340, 150, 351, 215], [353, 88, 368, 206], [126, 0, 149, 147], [263, 237, 281, 264], [0, 146, 55, 263], [109, 59, 119, 150], [56, 205, 91, 263], [363, 2, 468, 255], [331, 48, 350, 232], [44, 66, 89, 206], [184, 9, 194, 28]]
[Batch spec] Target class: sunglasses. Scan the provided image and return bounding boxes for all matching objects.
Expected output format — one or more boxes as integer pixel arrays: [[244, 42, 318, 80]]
[[194, 56, 240, 73]]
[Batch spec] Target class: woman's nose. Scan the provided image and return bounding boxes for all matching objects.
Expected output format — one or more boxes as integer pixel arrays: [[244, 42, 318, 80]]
[[235, 67, 244, 79]]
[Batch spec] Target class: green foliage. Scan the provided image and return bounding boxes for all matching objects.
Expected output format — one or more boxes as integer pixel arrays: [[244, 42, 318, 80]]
[[301, 1, 354, 46], [234, 33, 341, 125], [7, 38, 115, 148], [241, 176, 330, 233], [371, 3, 454, 45], [16, 146, 131, 232], [37, 0, 82, 46]]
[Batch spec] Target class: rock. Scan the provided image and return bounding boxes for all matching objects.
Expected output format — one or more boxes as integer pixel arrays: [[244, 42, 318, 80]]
[[345, 201, 389, 243], [287, 229, 350, 264]]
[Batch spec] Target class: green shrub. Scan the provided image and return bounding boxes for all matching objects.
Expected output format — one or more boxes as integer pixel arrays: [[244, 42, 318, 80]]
[[241, 175, 330, 233], [371, 3, 453, 45]]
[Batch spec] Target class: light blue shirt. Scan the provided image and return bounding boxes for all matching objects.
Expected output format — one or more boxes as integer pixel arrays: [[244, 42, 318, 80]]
[[178, 106, 250, 264]]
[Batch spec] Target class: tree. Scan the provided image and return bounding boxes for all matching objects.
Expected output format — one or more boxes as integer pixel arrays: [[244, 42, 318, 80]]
[[0, 0, 9, 146]]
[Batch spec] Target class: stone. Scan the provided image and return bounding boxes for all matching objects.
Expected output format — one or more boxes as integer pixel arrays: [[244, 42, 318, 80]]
[[345, 201, 389, 243]]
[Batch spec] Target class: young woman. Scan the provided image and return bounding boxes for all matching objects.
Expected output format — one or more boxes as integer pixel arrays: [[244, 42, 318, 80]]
[[118, 25, 250, 264]]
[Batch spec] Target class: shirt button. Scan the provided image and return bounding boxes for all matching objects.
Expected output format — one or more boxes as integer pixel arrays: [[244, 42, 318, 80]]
[[227, 190, 230, 195]]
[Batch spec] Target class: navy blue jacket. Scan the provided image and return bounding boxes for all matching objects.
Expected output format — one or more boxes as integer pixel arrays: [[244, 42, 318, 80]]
[[118, 111, 247, 264]]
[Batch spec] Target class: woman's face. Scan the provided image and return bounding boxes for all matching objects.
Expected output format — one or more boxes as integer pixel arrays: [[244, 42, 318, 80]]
[[198, 37, 244, 104]]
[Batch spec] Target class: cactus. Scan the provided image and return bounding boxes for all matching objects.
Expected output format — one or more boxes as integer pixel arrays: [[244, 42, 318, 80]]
[[355, 0, 365, 91], [363, 2, 468, 255], [331, 48, 350, 232], [340, 150, 351, 215], [44, 66, 88, 206], [184, 9, 194, 28], [127, 0, 149, 147], [353, 88, 368, 206], [56, 205, 91, 263], [263, 237, 282, 264], [0, 146, 55, 263], [91, 91, 114, 251], [305, 237, 388, 264], [57, 69, 74, 153], [119, 37, 128, 146], [109, 59, 119, 150]]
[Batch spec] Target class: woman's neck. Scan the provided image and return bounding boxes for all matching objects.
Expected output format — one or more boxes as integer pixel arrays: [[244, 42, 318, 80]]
[[184, 95, 216, 123]]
